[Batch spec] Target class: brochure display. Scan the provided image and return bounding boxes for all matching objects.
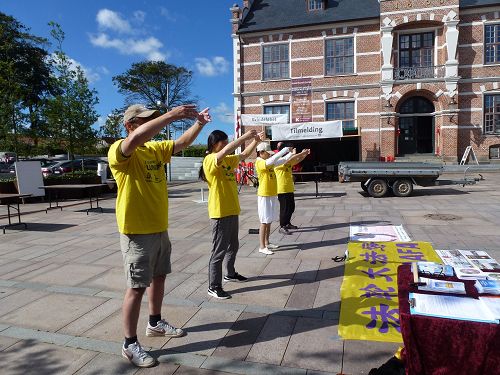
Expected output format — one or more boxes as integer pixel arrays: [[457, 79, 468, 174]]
[[349, 225, 411, 242], [436, 249, 500, 280]]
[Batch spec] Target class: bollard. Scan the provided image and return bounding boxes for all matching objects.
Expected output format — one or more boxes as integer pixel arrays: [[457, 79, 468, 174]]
[[200, 187, 205, 202]]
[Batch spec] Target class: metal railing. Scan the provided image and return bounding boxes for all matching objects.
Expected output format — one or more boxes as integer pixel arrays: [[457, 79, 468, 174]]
[[393, 65, 445, 80]]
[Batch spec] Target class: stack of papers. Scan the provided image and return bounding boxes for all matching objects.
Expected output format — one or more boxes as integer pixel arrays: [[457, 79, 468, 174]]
[[475, 280, 500, 295], [409, 293, 499, 324], [418, 277, 466, 294], [435, 250, 500, 280], [417, 262, 454, 277]]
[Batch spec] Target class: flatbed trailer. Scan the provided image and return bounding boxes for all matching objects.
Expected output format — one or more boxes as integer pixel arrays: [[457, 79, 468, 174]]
[[338, 162, 483, 198]]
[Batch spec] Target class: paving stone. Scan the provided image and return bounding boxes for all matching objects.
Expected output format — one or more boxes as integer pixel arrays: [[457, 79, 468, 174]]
[[202, 356, 307, 375], [342, 340, 402, 375], [162, 307, 241, 356], [27, 263, 110, 286], [1, 340, 97, 375], [0, 286, 18, 300], [286, 281, 320, 309], [0, 335, 19, 351], [74, 352, 138, 375], [80, 267, 126, 291], [168, 273, 208, 299], [212, 312, 267, 360], [155, 349, 207, 368], [59, 298, 122, 336], [293, 259, 320, 281], [313, 279, 341, 312], [170, 366, 231, 375], [246, 314, 296, 365], [282, 318, 343, 373], [260, 259, 301, 279], [1, 326, 73, 346], [66, 336, 123, 355], [0, 289, 49, 316], [222, 278, 295, 308], [1, 293, 106, 331]]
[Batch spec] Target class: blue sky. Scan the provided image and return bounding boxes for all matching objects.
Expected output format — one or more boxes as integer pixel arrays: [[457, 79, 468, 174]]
[[1, 0, 238, 144]]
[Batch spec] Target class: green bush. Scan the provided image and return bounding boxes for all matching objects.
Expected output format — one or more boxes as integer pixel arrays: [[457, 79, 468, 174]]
[[175, 145, 206, 157], [0, 177, 16, 183], [45, 170, 98, 181]]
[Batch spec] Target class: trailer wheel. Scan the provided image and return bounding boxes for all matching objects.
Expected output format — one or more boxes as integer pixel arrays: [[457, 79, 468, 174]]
[[368, 179, 388, 198], [361, 182, 368, 192], [392, 179, 413, 197]]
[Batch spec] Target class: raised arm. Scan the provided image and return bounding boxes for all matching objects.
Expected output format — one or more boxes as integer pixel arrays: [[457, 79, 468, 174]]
[[287, 149, 310, 165], [265, 147, 291, 166], [215, 130, 259, 164], [173, 108, 212, 154], [121, 105, 199, 157], [239, 131, 264, 161]]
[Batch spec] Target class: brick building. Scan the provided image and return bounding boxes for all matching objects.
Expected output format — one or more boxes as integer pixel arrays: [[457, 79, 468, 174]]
[[230, 0, 500, 166]]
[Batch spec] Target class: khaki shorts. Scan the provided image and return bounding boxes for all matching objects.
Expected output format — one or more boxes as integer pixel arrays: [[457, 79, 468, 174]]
[[120, 231, 172, 288]]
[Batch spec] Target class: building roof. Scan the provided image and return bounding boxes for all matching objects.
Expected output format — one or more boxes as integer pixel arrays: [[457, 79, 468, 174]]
[[238, 0, 500, 34]]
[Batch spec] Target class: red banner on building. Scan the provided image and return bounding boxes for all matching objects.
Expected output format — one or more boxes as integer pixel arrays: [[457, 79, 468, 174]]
[[291, 78, 312, 123]]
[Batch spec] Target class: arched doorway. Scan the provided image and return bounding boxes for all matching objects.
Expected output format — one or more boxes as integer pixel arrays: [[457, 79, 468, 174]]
[[397, 96, 434, 155]]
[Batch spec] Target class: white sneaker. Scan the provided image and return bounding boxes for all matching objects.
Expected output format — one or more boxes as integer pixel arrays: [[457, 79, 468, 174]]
[[259, 247, 274, 255], [146, 319, 185, 337], [122, 341, 156, 368], [266, 243, 279, 249]]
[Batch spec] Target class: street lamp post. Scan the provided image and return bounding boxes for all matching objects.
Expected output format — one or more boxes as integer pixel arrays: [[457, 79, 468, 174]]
[[157, 84, 172, 182]]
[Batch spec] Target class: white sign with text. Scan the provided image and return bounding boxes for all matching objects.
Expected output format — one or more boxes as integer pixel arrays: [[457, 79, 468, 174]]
[[271, 120, 343, 140], [240, 114, 289, 125]]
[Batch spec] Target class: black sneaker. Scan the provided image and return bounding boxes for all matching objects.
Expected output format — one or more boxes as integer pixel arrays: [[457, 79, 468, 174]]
[[279, 227, 291, 235], [224, 273, 248, 282], [286, 224, 298, 230], [207, 287, 231, 299]]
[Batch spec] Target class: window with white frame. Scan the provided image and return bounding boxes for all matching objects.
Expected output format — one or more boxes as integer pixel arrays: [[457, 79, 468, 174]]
[[399, 32, 434, 67], [325, 37, 354, 75], [326, 101, 355, 130], [489, 145, 500, 159], [485, 24, 500, 64], [264, 105, 290, 139], [262, 44, 289, 80], [308, 0, 323, 11], [484, 94, 500, 134]]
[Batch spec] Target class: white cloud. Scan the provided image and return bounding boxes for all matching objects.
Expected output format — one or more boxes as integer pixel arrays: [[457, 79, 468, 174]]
[[212, 102, 234, 124], [133, 10, 146, 24], [89, 33, 167, 61], [159, 7, 176, 22], [195, 56, 229, 77], [50, 53, 102, 83], [96, 9, 132, 34]]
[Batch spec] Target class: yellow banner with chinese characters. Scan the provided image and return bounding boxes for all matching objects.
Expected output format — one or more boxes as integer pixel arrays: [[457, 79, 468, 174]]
[[338, 242, 440, 343]]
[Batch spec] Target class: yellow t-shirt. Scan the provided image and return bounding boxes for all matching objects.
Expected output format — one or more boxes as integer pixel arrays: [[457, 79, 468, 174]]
[[275, 160, 299, 194], [255, 158, 278, 196], [203, 153, 240, 219], [108, 139, 174, 234]]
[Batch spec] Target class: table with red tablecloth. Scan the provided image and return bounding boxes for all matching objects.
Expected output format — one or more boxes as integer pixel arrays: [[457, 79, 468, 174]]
[[397, 264, 500, 375]]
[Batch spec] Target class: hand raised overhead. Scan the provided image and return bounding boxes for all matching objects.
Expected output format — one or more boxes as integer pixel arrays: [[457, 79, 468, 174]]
[[169, 104, 199, 121], [197, 108, 211, 125]]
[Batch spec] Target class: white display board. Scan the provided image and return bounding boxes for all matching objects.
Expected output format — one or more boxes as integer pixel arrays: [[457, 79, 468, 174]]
[[272, 120, 343, 141], [15, 161, 45, 197]]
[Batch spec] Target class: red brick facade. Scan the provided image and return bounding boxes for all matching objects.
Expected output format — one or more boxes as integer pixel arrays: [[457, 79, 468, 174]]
[[232, 0, 500, 162]]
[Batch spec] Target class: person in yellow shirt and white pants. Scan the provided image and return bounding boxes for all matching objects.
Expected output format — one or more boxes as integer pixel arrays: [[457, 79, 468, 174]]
[[275, 145, 310, 235], [200, 129, 263, 299], [255, 143, 293, 255]]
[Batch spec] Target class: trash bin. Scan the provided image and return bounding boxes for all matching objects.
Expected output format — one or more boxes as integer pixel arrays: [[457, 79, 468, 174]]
[[97, 162, 108, 184]]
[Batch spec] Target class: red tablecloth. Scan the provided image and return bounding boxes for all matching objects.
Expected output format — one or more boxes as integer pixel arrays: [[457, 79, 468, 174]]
[[397, 265, 500, 375]]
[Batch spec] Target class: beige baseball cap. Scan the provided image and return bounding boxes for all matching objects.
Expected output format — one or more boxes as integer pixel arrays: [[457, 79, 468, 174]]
[[256, 142, 274, 153], [123, 104, 160, 123]]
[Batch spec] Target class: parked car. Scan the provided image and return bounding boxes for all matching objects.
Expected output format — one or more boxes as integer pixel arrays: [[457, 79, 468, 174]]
[[41, 161, 60, 177], [51, 158, 101, 175]]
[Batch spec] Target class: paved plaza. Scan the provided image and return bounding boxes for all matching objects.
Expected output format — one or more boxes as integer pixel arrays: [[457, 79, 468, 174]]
[[1, 171, 500, 374]]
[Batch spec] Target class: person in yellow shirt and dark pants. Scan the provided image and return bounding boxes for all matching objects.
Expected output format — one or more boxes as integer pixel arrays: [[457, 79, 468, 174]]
[[255, 143, 293, 255], [109, 104, 211, 368], [200, 129, 263, 299], [275, 145, 310, 235]]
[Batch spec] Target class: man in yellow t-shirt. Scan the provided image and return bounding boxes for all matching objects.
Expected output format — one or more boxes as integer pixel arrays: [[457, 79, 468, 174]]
[[108, 103, 211, 368], [201, 129, 262, 299], [275, 145, 310, 234]]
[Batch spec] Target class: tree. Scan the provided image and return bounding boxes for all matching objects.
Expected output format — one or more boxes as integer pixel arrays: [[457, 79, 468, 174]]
[[0, 12, 54, 156], [99, 108, 125, 141], [44, 22, 99, 157], [112, 61, 198, 135]]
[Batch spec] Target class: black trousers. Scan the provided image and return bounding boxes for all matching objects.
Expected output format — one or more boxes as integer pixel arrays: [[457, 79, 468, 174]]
[[278, 192, 295, 227]]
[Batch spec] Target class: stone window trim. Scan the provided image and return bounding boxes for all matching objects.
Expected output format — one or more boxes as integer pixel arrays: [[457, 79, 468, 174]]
[[324, 35, 356, 76], [483, 93, 500, 135], [261, 42, 291, 81], [325, 99, 357, 130], [484, 23, 500, 65], [394, 27, 440, 68]]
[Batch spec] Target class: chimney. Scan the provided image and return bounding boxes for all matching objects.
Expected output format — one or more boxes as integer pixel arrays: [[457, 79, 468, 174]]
[[230, 3, 242, 34]]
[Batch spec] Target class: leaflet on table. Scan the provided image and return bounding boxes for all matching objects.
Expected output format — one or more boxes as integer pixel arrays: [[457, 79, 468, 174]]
[[475, 279, 500, 295], [480, 297, 500, 319], [409, 292, 499, 324], [417, 262, 454, 277], [458, 250, 500, 272], [418, 277, 466, 294], [435, 250, 488, 279]]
